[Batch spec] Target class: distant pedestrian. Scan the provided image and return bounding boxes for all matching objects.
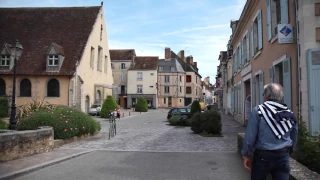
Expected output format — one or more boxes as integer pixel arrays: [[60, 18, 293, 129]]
[[241, 83, 298, 180], [117, 108, 120, 119]]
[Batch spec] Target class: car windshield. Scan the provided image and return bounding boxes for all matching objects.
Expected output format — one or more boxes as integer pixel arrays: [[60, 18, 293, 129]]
[[91, 105, 99, 108]]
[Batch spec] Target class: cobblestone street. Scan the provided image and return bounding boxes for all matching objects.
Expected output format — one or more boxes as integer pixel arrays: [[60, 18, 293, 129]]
[[61, 109, 246, 152]]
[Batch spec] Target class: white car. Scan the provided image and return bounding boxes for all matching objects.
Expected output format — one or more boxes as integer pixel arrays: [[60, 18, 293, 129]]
[[88, 104, 101, 116]]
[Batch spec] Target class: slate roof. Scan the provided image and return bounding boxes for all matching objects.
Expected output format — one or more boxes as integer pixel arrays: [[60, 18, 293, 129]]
[[171, 51, 202, 78], [158, 59, 184, 73], [0, 6, 101, 75], [129, 56, 158, 70], [109, 49, 135, 61]]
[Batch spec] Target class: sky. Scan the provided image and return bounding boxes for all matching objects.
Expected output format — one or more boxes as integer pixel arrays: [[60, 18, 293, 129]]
[[0, 0, 246, 84]]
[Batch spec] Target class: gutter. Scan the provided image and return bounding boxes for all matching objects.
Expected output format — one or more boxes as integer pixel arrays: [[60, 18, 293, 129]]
[[293, 0, 301, 120]]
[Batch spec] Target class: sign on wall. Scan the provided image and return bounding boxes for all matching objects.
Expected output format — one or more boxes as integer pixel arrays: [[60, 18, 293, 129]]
[[278, 24, 293, 44]]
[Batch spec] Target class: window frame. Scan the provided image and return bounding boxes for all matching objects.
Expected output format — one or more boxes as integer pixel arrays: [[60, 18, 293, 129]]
[[48, 55, 59, 66], [0, 55, 10, 66]]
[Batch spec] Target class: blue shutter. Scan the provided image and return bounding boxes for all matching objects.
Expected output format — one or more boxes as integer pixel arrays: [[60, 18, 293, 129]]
[[283, 58, 291, 109], [258, 10, 263, 50], [235, 49, 238, 71], [239, 83, 242, 114], [267, 0, 272, 40], [241, 42, 244, 67], [259, 72, 264, 104], [280, 0, 289, 24], [246, 33, 250, 62], [269, 66, 274, 83], [251, 77, 255, 108], [251, 24, 254, 57]]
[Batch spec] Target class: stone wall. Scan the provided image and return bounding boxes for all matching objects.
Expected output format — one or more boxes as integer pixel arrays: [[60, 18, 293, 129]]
[[0, 127, 54, 162], [237, 133, 320, 180]]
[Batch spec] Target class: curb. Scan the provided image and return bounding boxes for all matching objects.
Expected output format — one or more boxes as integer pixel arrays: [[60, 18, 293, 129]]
[[0, 150, 93, 180]]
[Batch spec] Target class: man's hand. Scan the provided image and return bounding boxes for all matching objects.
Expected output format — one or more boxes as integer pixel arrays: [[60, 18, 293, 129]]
[[243, 157, 251, 172]]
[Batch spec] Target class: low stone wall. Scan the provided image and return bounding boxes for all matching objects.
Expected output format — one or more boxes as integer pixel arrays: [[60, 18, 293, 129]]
[[237, 133, 320, 180], [0, 126, 54, 162]]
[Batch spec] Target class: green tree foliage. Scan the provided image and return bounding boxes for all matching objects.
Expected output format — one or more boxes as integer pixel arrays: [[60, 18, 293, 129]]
[[0, 97, 9, 118], [190, 100, 201, 117], [100, 95, 118, 118], [135, 97, 148, 112]]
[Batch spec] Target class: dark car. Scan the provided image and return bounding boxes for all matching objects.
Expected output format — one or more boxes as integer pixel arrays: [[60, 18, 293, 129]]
[[167, 107, 191, 119]]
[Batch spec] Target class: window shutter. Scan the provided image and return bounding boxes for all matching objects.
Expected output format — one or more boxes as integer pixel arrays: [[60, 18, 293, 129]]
[[267, 0, 272, 40], [269, 66, 274, 83], [280, 0, 289, 24], [231, 87, 234, 112], [232, 54, 235, 74], [282, 58, 291, 109], [239, 84, 242, 114], [259, 71, 264, 104], [246, 33, 250, 62], [251, 24, 254, 57], [251, 77, 255, 108], [258, 10, 263, 50], [240, 42, 244, 68]]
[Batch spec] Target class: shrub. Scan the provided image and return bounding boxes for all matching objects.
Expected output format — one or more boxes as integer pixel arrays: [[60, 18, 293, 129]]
[[294, 122, 320, 173], [135, 97, 148, 112], [17, 106, 100, 140], [191, 110, 222, 135], [190, 100, 201, 117], [191, 112, 202, 133], [169, 115, 181, 126], [0, 119, 8, 130], [0, 97, 9, 118], [100, 95, 118, 118], [17, 98, 57, 120]]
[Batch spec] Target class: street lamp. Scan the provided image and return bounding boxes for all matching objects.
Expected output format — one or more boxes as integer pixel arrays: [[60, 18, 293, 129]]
[[9, 39, 23, 130]]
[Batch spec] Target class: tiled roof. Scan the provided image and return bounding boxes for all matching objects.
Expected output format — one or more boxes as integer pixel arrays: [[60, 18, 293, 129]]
[[0, 6, 101, 75], [129, 56, 158, 70], [109, 49, 135, 61]]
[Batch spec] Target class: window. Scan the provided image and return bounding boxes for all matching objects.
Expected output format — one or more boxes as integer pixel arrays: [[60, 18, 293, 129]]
[[137, 72, 143, 80], [20, 79, 31, 97], [137, 85, 143, 94], [47, 79, 60, 97], [271, 0, 281, 37], [104, 56, 108, 73], [179, 99, 182, 103], [1, 55, 10, 66], [180, 86, 182, 93], [150, 86, 153, 88], [253, 19, 259, 54], [251, 10, 262, 56], [267, 0, 289, 40], [164, 75, 170, 83], [100, 24, 103, 41], [90, 47, 94, 68], [111, 63, 114, 69], [164, 98, 166, 104], [164, 86, 170, 93], [170, 67, 175, 71], [121, 63, 126, 69], [0, 78, 6, 96], [97, 46, 102, 71], [48, 55, 59, 66], [186, 87, 192, 94], [180, 76, 182, 82], [150, 73, 154, 76], [186, 75, 191, 82], [159, 67, 163, 72], [120, 72, 126, 82]]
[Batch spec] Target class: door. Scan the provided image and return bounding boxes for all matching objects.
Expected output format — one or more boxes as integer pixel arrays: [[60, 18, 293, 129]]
[[184, 98, 192, 106], [168, 97, 172, 107], [308, 49, 320, 135], [85, 95, 90, 113]]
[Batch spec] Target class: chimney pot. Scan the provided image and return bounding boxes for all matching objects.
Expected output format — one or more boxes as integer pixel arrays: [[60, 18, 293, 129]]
[[165, 47, 171, 60]]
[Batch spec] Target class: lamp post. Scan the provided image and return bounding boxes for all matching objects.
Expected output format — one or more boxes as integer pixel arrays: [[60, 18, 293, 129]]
[[9, 39, 24, 130]]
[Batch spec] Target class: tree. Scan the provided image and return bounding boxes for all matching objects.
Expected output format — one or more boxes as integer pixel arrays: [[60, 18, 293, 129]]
[[190, 100, 201, 117], [135, 97, 148, 112], [100, 95, 118, 118]]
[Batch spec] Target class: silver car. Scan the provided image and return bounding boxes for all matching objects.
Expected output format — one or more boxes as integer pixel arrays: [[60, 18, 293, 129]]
[[88, 104, 101, 116]]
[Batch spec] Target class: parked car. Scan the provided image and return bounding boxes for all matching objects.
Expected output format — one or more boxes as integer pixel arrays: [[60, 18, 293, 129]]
[[88, 104, 101, 116], [167, 107, 191, 119]]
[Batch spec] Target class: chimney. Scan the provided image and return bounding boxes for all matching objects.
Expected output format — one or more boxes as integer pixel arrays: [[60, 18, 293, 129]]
[[190, 56, 193, 64], [193, 62, 197, 68], [178, 50, 185, 61], [165, 47, 171, 60], [186, 56, 191, 64]]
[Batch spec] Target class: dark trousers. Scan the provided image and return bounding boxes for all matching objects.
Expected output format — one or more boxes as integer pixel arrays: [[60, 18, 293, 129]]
[[251, 149, 290, 180]]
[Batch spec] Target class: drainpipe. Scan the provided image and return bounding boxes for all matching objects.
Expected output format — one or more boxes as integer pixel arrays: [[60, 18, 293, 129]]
[[293, 0, 301, 121]]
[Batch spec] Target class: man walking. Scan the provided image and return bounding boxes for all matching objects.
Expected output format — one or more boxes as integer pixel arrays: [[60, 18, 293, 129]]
[[241, 83, 298, 180]]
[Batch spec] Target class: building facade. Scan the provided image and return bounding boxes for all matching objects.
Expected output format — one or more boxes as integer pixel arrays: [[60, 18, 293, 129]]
[[127, 56, 158, 109], [109, 49, 136, 108], [228, 0, 297, 125], [201, 76, 214, 105], [0, 4, 114, 113], [297, 0, 320, 135]]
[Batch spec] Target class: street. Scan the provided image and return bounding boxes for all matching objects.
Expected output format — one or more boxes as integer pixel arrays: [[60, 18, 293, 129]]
[[14, 109, 250, 180]]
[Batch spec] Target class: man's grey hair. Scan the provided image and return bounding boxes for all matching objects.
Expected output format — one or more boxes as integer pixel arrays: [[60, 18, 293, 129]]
[[263, 83, 284, 102]]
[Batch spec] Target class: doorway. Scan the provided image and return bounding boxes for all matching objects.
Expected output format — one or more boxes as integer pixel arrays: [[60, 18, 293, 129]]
[[85, 95, 90, 113], [168, 97, 172, 107]]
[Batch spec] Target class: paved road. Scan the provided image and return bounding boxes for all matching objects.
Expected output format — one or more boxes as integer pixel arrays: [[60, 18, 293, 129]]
[[14, 109, 250, 180]]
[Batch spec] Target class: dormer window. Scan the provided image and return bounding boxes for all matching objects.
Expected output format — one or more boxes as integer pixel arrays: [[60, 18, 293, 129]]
[[1, 55, 10, 66], [48, 55, 59, 66]]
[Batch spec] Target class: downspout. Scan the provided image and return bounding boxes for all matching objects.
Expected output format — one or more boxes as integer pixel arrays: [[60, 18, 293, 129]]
[[293, 0, 301, 121]]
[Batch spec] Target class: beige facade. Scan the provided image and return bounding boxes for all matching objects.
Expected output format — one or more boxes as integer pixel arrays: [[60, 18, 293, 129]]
[[0, 6, 113, 114], [228, 0, 297, 125]]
